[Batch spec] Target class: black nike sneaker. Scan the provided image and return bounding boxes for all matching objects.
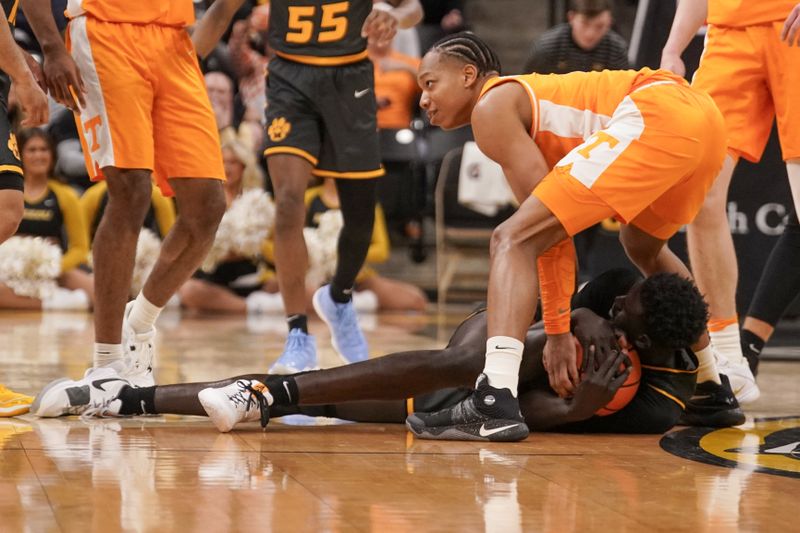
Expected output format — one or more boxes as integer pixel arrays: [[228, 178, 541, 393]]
[[678, 374, 746, 427], [405, 374, 530, 442]]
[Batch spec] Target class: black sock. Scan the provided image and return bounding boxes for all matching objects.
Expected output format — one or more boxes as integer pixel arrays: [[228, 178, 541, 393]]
[[329, 284, 353, 304], [329, 178, 377, 304], [740, 329, 765, 377], [287, 314, 308, 334], [264, 375, 300, 405], [117, 385, 157, 415]]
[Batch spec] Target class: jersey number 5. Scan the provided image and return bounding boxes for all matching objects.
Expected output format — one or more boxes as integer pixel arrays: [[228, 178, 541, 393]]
[[287, 2, 349, 44]]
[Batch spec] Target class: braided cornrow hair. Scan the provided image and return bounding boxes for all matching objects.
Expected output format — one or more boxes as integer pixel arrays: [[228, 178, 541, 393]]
[[430, 31, 502, 76]]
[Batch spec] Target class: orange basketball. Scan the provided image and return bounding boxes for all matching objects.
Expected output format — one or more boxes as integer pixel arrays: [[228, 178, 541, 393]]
[[574, 337, 642, 416]]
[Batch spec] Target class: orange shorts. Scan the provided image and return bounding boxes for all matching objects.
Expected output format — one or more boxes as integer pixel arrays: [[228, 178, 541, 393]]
[[534, 81, 726, 240], [693, 23, 800, 162], [66, 17, 224, 196]]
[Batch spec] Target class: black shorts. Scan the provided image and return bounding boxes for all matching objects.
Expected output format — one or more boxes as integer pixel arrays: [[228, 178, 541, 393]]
[[195, 260, 263, 298], [0, 76, 23, 192], [264, 57, 383, 179]]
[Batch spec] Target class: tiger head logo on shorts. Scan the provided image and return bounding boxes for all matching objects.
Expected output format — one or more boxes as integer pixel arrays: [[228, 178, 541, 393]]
[[268, 117, 292, 142]]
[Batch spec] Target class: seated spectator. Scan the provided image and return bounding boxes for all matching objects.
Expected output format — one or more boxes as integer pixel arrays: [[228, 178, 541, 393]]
[[228, 4, 269, 125], [524, 0, 629, 74], [0, 128, 93, 310], [205, 70, 263, 151], [80, 181, 175, 244], [264, 179, 428, 313], [179, 138, 273, 314], [369, 39, 421, 130]]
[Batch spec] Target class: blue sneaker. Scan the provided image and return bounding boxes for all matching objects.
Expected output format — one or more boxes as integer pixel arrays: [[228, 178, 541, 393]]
[[312, 285, 369, 364], [269, 329, 318, 374]]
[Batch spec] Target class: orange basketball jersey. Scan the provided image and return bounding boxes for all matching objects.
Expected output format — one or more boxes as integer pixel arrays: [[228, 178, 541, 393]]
[[479, 68, 686, 169], [707, 0, 795, 27], [65, 0, 195, 26]]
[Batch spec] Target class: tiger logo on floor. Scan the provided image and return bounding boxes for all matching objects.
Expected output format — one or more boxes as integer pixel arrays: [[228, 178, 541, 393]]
[[661, 416, 800, 479]]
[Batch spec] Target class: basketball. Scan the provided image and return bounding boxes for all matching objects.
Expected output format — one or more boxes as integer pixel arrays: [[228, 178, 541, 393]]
[[574, 337, 642, 416]]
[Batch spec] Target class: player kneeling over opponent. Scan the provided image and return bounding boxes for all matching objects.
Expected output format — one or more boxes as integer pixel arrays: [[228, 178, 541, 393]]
[[32, 270, 742, 439]]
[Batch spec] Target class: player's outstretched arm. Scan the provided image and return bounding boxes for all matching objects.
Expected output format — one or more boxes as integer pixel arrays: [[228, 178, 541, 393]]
[[192, 0, 247, 59], [0, 10, 48, 125], [362, 0, 423, 45], [660, 0, 708, 77], [21, 0, 85, 110]]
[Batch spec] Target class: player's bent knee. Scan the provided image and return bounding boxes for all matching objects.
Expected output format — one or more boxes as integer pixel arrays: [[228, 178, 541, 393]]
[[0, 203, 22, 242], [490, 221, 546, 259], [274, 194, 306, 231], [106, 176, 153, 214]]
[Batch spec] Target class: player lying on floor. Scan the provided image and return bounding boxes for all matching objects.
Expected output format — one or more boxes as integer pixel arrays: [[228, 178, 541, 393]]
[[32, 269, 741, 440]]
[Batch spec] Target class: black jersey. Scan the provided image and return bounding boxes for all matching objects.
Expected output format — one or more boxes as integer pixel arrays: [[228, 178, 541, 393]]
[[17, 180, 90, 271], [19, 188, 68, 250], [268, 0, 373, 65], [2, 0, 19, 26]]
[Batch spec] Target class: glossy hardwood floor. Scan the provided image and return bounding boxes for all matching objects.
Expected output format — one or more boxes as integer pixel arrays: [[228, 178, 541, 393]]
[[1, 309, 799, 533]]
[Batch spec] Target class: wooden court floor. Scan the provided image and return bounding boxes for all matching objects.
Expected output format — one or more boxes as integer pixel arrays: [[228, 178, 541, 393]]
[[1, 309, 799, 532]]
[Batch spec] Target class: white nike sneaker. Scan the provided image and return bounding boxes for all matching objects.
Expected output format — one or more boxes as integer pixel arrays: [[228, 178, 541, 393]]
[[198, 379, 273, 433], [717, 355, 760, 404], [121, 301, 156, 387], [31, 367, 131, 418]]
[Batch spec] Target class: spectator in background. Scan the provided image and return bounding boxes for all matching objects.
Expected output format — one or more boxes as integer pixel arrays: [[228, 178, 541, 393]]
[[205, 70, 263, 150], [179, 138, 271, 315], [228, 3, 269, 127], [369, 38, 420, 130], [524, 0, 629, 74], [81, 180, 175, 244], [205, 71, 236, 133], [418, 0, 466, 52], [262, 178, 429, 313], [0, 128, 93, 310]]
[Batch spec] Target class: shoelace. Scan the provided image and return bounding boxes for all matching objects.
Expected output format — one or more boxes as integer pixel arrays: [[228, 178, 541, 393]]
[[228, 381, 271, 428], [80, 399, 119, 420]]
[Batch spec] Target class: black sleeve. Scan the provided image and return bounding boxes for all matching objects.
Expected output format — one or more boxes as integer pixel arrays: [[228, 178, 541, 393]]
[[551, 385, 683, 434], [571, 268, 641, 319]]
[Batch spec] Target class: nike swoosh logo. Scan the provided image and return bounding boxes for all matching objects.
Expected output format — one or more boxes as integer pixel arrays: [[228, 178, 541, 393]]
[[354, 88, 370, 98], [494, 345, 515, 350], [93, 378, 123, 392], [479, 423, 520, 437], [749, 343, 761, 354], [283, 381, 292, 403]]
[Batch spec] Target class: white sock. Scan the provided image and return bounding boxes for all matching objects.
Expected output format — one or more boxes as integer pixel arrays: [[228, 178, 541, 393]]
[[709, 323, 744, 366], [483, 336, 524, 397], [128, 293, 163, 334], [94, 343, 124, 368], [695, 343, 722, 385]]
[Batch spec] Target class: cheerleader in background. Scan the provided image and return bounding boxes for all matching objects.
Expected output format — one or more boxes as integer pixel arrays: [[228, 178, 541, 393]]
[[0, 128, 92, 309], [264, 178, 428, 313], [179, 138, 277, 314]]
